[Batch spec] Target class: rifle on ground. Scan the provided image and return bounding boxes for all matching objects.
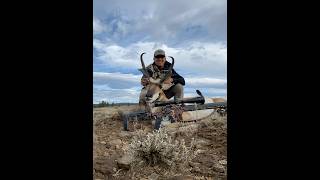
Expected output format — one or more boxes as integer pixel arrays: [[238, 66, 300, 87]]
[[119, 90, 226, 131]]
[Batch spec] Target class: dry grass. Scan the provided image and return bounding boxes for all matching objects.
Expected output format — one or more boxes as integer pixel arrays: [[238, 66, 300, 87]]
[[125, 128, 198, 174]]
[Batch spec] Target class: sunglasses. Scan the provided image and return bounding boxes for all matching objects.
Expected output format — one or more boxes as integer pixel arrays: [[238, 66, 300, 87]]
[[155, 55, 165, 58]]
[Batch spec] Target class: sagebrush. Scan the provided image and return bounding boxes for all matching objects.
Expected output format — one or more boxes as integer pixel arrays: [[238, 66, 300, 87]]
[[126, 128, 198, 172]]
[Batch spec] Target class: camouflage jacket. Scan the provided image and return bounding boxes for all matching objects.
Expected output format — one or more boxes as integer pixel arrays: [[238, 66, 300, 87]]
[[141, 61, 185, 85]]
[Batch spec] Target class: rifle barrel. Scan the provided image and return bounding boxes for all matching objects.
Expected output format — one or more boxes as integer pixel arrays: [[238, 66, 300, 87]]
[[183, 102, 227, 111], [154, 97, 205, 107]]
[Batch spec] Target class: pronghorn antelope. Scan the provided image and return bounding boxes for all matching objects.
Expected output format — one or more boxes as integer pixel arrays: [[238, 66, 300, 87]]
[[139, 52, 175, 111], [139, 53, 226, 123]]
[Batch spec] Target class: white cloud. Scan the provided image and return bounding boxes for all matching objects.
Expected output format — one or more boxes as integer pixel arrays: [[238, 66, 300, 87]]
[[93, 72, 226, 102], [93, 88, 140, 103], [93, 39, 152, 68], [93, 72, 140, 89], [185, 77, 227, 88], [93, 0, 226, 42], [93, 0, 227, 103], [93, 16, 106, 34], [93, 72, 226, 89], [93, 40, 226, 78]]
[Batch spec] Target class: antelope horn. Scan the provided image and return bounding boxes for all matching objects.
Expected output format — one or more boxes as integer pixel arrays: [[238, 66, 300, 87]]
[[139, 52, 150, 77], [160, 56, 174, 83]]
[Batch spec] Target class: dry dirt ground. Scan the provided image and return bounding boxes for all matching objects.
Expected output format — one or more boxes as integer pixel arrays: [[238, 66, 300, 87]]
[[93, 105, 227, 180]]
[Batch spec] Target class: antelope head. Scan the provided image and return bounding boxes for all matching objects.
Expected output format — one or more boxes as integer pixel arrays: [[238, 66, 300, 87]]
[[139, 52, 175, 103]]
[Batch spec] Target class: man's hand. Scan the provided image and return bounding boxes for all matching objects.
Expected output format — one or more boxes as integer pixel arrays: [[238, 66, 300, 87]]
[[161, 77, 173, 90], [141, 78, 149, 86], [163, 77, 173, 84]]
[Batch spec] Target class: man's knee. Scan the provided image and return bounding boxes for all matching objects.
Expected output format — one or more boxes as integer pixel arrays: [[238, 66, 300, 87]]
[[174, 83, 183, 91], [173, 83, 184, 100]]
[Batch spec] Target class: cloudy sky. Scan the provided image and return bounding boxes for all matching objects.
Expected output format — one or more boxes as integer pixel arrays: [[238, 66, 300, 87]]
[[93, 0, 227, 103]]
